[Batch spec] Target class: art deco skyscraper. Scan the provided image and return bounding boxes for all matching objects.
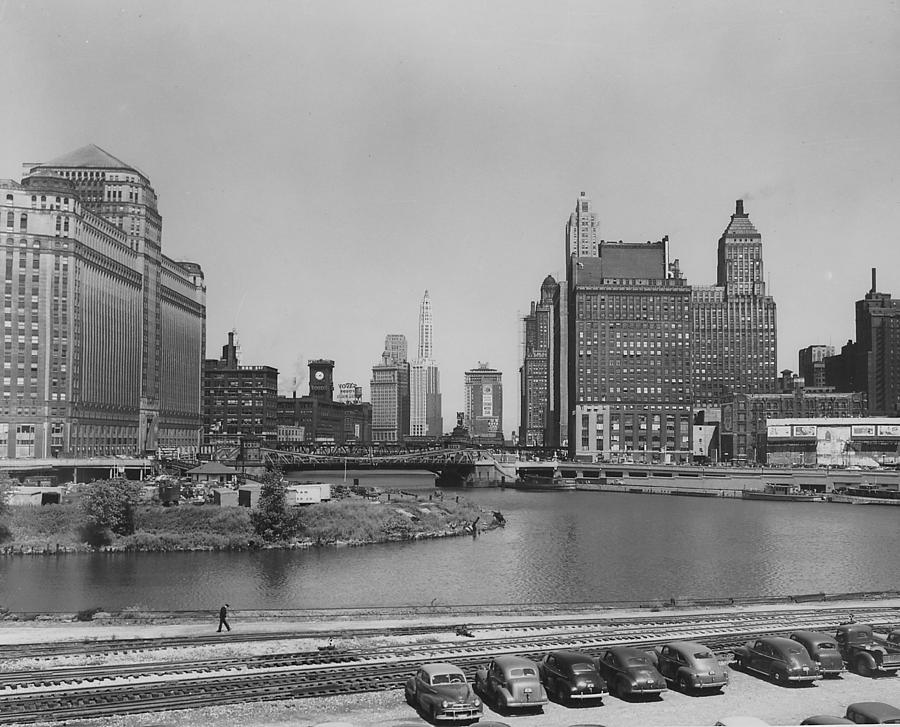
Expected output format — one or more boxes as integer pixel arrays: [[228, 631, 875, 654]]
[[691, 200, 777, 414], [0, 144, 205, 459], [410, 291, 442, 437], [371, 334, 409, 443]]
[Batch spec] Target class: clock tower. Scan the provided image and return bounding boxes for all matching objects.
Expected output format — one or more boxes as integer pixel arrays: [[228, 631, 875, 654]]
[[308, 359, 335, 402]]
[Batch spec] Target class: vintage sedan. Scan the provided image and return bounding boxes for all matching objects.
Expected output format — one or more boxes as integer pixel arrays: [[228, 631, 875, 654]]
[[537, 650, 607, 704], [474, 655, 547, 711], [732, 636, 820, 685], [790, 631, 845, 677], [844, 701, 900, 724], [404, 662, 483, 722], [596, 646, 668, 699], [654, 640, 729, 692]]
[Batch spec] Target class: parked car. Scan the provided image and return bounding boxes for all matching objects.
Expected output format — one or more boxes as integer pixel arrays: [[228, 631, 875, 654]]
[[835, 623, 900, 676], [474, 655, 547, 711], [844, 701, 900, 724], [654, 640, 729, 693], [888, 630, 900, 647], [790, 631, 845, 677], [732, 636, 820, 684], [404, 662, 483, 722], [596, 645, 668, 699], [800, 717, 854, 725], [537, 650, 607, 704]]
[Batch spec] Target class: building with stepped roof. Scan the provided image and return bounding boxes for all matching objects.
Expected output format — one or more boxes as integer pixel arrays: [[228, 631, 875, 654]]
[[0, 144, 205, 459]]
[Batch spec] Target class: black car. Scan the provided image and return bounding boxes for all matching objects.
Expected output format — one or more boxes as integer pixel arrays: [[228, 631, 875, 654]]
[[732, 637, 820, 685], [790, 631, 845, 677], [537, 650, 607, 704], [596, 646, 668, 699]]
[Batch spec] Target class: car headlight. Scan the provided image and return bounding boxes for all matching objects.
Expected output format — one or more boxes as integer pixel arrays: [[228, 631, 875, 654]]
[[576, 680, 587, 688], [473, 698, 480, 707], [441, 700, 449, 708]]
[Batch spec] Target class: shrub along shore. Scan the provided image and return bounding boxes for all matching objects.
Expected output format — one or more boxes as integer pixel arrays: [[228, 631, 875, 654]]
[[0, 481, 490, 555]]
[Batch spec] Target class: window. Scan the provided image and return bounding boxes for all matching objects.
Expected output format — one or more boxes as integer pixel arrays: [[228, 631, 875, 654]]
[[19, 213, 27, 230]]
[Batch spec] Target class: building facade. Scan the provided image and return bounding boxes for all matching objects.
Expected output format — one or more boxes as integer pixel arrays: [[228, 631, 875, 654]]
[[202, 332, 278, 445], [799, 345, 835, 388], [691, 200, 777, 411], [567, 236, 694, 463], [519, 275, 558, 446], [0, 144, 205, 459], [764, 417, 900, 468], [409, 291, 443, 437], [721, 372, 867, 463], [464, 363, 503, 442], [854, 270, 900, 416], [336, 382, 363, 405], [371, 334, 409, 443]]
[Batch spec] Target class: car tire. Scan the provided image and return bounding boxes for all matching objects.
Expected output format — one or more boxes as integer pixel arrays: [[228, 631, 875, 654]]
[[855, 656, 872, 677], [733, 656, 743, 671]]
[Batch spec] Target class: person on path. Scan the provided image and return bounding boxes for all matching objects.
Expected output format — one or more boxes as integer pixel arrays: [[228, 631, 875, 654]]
[[217, 603, 231, 632]]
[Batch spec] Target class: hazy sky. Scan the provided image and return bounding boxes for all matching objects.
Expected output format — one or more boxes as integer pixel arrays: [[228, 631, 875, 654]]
[[3, 1, 900, 432]]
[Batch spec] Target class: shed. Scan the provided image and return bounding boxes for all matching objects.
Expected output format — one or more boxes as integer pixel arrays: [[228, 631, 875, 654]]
[[285, 482, 332, 505], [8, 487, 61, 506], [213, 488, 239, 507], [238, 482, 263, 508], [186, 461, 237, 485]]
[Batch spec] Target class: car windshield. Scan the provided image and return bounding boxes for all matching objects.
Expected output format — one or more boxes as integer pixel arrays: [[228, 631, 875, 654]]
[[571, 663, 596, 674], [509, 667, 536, 677], [693, 651, 715, 660], [815, 642, 836, 650], [432, 673, 464, 685], [627, 656, 650, 667], [787, 647, 803, 655]]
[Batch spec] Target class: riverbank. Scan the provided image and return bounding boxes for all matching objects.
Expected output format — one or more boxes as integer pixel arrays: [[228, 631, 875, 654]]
[[0, 491, 491, 555]]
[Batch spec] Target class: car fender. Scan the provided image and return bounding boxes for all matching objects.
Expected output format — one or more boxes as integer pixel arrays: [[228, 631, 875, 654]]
[[495, 684, 513, 706]]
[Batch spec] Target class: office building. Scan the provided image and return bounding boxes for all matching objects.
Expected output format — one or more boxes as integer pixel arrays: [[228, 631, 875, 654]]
[[721, 371, 866, 463], [566, 191, 600, 258], [824, 270, 900, 417], [567, 233, 693, 463], [464, 363, 503, 442], [409, 291, 442, 438], [799, 345, 835, 388], [692, 200, 777, 410], [277, 360, 371, 444], [371, 335, 409, 442], [202, 332, 278, 445], [0, 144, 205, 459], [519, 275, 558, 446]]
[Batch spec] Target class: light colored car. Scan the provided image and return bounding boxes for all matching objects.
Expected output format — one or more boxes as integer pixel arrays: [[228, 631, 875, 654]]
[[404, 662, 482, 722], [655, 640, 729, 693], [474, 655, 547, 710]]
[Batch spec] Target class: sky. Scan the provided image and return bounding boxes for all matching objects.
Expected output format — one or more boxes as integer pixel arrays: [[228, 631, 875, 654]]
[[3, 0, 900, 434]]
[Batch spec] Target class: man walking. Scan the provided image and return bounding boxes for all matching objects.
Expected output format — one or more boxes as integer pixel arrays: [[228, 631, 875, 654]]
[[217, 603, 231, 632]]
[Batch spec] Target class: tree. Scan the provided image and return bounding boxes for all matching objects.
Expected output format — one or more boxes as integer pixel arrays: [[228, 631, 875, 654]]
[[80, 479, 144, 537], [0, 481, 12, 543], [250, 474, 302, 542]]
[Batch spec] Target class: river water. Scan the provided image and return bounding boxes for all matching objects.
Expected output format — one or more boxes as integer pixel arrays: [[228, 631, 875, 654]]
[[2, 472, 898, 612]]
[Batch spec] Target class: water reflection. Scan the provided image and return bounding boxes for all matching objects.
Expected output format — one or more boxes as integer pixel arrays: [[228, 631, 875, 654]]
[[5, 488, 900, 612]]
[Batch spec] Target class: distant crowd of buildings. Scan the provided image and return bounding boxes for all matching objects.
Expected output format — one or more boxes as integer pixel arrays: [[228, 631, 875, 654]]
[[1, 148, 898, 465], [520, 192, 900, 465]]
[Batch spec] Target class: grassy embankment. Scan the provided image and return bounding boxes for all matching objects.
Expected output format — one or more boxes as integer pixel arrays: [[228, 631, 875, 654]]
[[1, 494, 485, 553]]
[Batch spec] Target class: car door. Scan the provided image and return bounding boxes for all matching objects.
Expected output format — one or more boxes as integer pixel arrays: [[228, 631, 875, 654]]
[[487, 661, 504, 698], [748, 641, 769, 673], [657, 646, 674, 680], [542, 655, 561, 691]]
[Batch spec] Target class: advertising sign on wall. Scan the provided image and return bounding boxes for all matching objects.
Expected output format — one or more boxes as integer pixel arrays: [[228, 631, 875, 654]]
[[792, 425, 817, 438], [877, 424, 900, 437], [851, 425, 877, 437], [482, 384, 493, 417], [767, 425, 792, 438]]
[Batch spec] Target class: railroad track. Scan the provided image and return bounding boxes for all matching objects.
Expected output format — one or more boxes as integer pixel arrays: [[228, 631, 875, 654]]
[[1, 605, 897, 724]]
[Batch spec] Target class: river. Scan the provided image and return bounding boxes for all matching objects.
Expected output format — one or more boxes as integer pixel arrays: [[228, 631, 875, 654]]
[[2, 472, 898, 612]]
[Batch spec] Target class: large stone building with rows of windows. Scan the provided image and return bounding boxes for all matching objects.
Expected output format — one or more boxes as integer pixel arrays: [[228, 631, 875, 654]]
[[0, 145, 205, 459]]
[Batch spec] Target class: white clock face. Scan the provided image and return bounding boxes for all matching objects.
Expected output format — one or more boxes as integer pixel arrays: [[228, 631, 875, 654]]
[[315, 371, 325, 380]]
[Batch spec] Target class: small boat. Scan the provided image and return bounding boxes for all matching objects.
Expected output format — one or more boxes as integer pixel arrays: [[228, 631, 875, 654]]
[[742, 483, 824, 502], [828, 483, 900, 506]]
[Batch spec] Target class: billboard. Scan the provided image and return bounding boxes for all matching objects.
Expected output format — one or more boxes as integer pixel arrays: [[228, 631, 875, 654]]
[[877, 424, 900, 437], [482, 384, 493, 416], [851, 425, 877, 438], [792, 425, 817, 438], [767, 425, 792, 438]]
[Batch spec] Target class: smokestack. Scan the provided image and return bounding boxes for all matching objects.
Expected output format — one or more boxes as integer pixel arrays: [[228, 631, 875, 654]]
[[872, 267, 877, 293], [227, 331, 234, 346], [735, 200, 745, 216]]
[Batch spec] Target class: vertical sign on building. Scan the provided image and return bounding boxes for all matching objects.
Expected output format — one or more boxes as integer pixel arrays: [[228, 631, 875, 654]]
[[482, 384, 493, 417]]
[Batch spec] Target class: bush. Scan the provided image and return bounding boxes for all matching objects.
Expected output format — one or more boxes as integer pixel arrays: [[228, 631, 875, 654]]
[[250, 477, 302, 542], [76, 606, 103, 622], [0, 522, 11, 544], [79, 521, 112, 547], [81, 480, 144, 535]]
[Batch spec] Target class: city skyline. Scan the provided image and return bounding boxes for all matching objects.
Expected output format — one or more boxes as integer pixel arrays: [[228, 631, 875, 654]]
[[3, 2, 900, 428]]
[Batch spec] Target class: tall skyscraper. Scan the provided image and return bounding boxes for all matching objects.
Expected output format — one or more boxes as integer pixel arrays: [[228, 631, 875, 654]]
[[0, 144, 205, 459], [567, 233, 693, 462], [464, 363, 503, 442], [409, 291, 442, 437], [566, 191, 600, 259], [519, 275, 558, 446], [692, 200, 777, 412], [371, 334, 409, 442]]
